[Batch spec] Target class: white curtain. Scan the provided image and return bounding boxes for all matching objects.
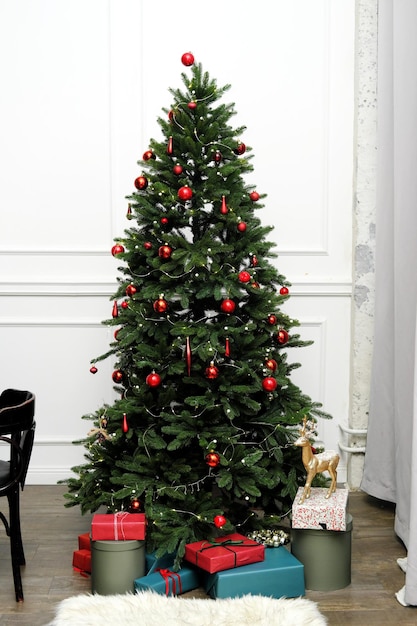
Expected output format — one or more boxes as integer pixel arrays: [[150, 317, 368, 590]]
[[361, 0, 417, 606]]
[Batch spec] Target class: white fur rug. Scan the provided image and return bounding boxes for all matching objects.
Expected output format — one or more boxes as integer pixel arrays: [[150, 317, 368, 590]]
[[46, 590, 327, 626]]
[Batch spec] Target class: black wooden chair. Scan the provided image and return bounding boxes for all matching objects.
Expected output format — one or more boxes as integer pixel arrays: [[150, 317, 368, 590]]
[[0, 389, 36, 602]]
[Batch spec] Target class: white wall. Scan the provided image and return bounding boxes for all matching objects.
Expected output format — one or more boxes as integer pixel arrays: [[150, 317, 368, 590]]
[[0, 0, 355, 484]]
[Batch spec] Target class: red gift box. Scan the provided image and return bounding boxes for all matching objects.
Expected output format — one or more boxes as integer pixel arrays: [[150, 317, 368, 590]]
[[78, 532, 91, 551], [72, 549, 92, 574], [184, 533, 264, 574], [91, 512, 146, 541]]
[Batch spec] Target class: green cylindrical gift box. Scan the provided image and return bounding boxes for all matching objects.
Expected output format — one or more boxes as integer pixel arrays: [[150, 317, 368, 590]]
[[91, 539, 145, 595], [291, 514, 353, 591]]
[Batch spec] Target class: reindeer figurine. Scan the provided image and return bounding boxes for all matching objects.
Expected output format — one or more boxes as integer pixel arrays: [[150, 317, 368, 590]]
[[294, 417, 340, 504]]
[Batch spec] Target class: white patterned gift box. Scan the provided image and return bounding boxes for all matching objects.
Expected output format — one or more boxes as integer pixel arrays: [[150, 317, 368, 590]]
[[291, 487, 349, 531]]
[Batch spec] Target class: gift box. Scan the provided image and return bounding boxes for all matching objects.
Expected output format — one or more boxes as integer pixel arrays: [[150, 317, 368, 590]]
[[91, 512, 146, 541], [135, 564, 201, 596], [292, 486, 349, 531], [145, 551, 176, 575], [72, 548, 92, 574], [78, 532, 91, 551], [184, 533, 264, 574], [204, 546, 305, 599]]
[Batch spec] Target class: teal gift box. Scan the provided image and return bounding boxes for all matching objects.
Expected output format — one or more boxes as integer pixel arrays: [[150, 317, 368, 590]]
[[134, 565, 201, 596], [203, 546, 305, 599], [145, 551, 176, 574]]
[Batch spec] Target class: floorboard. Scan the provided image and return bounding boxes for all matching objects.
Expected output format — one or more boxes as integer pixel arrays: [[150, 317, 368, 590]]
[[0, 487, 414, 625]]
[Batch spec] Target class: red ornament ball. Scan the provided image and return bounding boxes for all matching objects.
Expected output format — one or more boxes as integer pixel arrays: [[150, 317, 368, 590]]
[[187, 101, 197, 110], [234, 142, 246, 155], [125, 284, 137, 297], [160, 217, 169, 225], [111, 244, 125, 256], [237, 221, 247, 232], [146, 372, 162, 388], [153, 297, 168, 313], [220, 299, 236, 314], [205, 363, 219, 380], [144, 241, 152, 250], [277, 329, 289, 345], [114, 328, 120, 340], [134, 175, 148, 190], [121, 300, 129, 309], [130, 498, 141, 511], [90, 366, 98, 374], [267, 314, 277, 325], [178, 186, 193, 201], [173, 164, 183, 175], [262, 376, 277, 392], [213, 150, 222, 163], [112, 370, 124, 384], [158, 245, 172, 259], [265, 358, 278, 372], [249, 191, 260, 202], [238, 270, 251, 283], [214, 515, 227, 528], [142, 150, 155, 161], [181, 52, 195, 66], [280, 286, 289, 295], [205, 451, 221, 468]]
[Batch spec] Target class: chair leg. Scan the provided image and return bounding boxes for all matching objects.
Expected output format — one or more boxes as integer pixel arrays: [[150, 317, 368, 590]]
[[8, 491, 24, 602]]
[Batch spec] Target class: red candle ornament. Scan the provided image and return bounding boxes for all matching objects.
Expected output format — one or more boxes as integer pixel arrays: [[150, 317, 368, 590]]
[[225, 337, 231, 358], [220, 195, 228, 215], [185, 336, 192, 376], [167, 136, 173, 155], [112, 300, 119, 318], [122, 412, 129, 433]]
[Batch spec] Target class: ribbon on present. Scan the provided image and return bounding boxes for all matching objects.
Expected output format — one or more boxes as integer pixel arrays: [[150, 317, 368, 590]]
[[196, 538, 253, 568], [113, 512, 130, 540], [157, 568, 183, 596]]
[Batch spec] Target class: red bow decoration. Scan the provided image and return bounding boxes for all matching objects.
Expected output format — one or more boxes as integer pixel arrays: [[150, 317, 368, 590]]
[[157, 568, 183, 596]]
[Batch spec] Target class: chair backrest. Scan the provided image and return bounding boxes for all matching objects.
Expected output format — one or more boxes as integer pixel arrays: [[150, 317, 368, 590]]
[[0, 389, 36, 492]]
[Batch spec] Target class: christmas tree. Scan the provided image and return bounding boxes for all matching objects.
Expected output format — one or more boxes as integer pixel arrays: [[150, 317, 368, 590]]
[[64, 53, 330, 565]]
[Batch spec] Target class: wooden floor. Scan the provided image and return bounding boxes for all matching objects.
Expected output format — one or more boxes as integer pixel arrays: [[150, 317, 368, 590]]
[[0, 486, 414, 625]]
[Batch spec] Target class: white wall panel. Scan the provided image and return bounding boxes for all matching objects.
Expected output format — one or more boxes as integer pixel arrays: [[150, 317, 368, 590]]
[[0, 0, 354, 485]]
